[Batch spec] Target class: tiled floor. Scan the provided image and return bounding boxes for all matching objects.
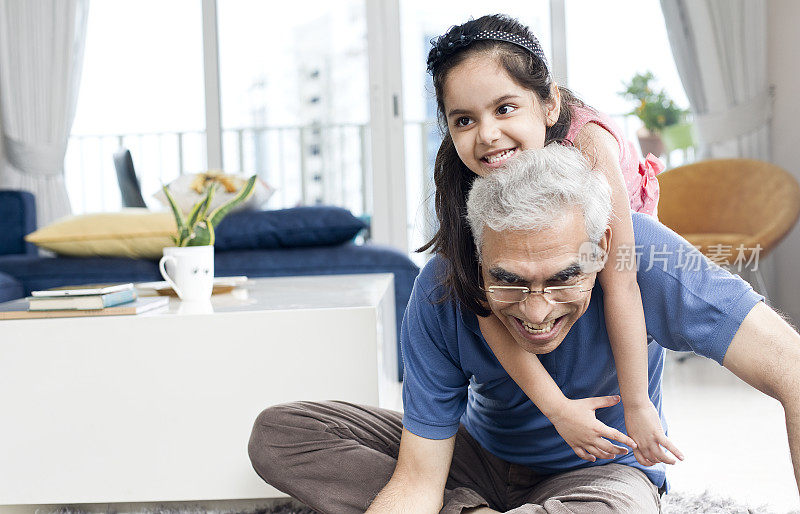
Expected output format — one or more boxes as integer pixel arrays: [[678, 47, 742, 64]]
[[661, 351, 799, 513]]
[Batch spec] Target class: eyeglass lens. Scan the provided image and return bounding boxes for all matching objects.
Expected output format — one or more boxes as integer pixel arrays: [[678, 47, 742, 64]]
[[489, 287, 585, 303]]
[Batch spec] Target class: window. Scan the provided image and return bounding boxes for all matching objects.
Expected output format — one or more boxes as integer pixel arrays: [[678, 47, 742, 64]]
[[565, 0, 688, 155], [67, 0, 205, 213], [66, 0, 688, 256], [217, 0, 370, 214]]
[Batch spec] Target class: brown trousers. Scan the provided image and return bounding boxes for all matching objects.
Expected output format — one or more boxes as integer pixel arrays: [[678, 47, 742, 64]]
[[248, 401, 661, 513]]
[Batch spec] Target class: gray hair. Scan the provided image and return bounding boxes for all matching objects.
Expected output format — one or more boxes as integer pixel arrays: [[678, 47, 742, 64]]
[[466, 145, 613, 260]]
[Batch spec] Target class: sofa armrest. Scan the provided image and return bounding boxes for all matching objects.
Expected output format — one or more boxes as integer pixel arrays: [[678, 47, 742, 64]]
[[0, 190, 37, 255]]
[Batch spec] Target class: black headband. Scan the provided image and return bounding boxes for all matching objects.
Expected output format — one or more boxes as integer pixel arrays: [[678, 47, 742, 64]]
[[427, 29, 549, 74]]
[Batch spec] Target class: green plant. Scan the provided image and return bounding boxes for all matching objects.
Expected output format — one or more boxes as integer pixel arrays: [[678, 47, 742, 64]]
[[619, 71, 687, 133], [163, 175, 257, 247]]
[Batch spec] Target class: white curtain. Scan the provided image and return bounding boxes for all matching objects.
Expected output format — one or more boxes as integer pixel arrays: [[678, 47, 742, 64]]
[[660, 0, 770, 160], [0, 0, 89, 227]]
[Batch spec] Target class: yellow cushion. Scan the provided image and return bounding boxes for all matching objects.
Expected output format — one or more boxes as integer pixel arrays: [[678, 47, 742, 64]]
[[25, 209, 177, 259]]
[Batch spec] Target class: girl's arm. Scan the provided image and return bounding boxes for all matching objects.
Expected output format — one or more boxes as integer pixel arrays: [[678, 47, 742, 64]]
[[478, 314, 637, 462], [574, 122, 683, 466]]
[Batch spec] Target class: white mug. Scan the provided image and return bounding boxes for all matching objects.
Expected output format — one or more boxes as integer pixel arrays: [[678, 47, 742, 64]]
[[158, 246, 214, 301]]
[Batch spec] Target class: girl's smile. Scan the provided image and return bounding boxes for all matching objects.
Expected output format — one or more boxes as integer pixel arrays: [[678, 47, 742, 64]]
[[481, 147, 518, 168], [442, 55, 560, 177]]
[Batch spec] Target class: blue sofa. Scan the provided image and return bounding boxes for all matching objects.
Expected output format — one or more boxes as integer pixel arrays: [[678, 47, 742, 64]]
[[0, 190, 419, 377]]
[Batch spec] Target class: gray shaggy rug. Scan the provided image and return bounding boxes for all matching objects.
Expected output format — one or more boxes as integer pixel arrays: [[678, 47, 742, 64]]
[[41, 492, 800, 513], [661, 490, 791, 513]]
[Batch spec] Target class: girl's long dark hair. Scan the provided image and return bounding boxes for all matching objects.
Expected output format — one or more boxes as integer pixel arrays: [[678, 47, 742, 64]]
[[418, 14, 586, 317]]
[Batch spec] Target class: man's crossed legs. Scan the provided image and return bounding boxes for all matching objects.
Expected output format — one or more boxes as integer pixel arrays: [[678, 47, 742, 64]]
[[248, 401, 660, 513]]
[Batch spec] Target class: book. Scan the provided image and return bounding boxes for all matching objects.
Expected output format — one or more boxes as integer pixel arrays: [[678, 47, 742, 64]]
[[30, 283, 135, 297], [27, 289, 137, 311], [0, 296, 169, 320]]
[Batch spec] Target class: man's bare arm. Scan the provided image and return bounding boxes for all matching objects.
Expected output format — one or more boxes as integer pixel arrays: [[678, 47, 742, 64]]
[[722, 301, 800, 492], [366, 428, 456, 513]]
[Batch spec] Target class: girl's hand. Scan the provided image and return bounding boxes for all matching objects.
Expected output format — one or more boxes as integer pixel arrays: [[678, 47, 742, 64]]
[[624, 401, 684, 466], [549, 395, 638, 462]]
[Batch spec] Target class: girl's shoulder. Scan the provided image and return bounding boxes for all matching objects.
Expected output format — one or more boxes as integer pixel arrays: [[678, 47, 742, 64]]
[[567, 103, 600, 126], [566, 103, 628, 155], [566, 104, 616, 140]]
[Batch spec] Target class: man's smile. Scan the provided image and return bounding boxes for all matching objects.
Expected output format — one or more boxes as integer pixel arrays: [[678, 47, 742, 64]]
[[510, 313, 567, 343], [521, 318, 555, 333]]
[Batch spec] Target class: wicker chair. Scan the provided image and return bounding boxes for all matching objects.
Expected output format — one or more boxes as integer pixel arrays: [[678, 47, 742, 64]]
[[657, 158, 800, 300]]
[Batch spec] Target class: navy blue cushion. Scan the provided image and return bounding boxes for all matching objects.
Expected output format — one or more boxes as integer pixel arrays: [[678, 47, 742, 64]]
[[0, 254, 162, 294], [0, 271, 23, 303], [0, 190, 37, 256], [214, 206, 367, 251]]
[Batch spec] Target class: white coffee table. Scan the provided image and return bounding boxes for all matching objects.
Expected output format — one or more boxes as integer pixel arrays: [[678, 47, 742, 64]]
[[0, 274, 400, 505]]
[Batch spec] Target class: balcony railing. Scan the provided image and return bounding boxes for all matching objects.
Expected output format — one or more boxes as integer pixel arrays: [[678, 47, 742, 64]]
[[65, 114, 688, 231], [65, 130, 207, 214], [67, 122, 403, 217]]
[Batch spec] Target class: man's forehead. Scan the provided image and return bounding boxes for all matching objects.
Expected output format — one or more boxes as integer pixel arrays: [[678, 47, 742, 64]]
[[483, 244, 583, 281], [479, 214, 591, 280], [482, 226, 585, 262]]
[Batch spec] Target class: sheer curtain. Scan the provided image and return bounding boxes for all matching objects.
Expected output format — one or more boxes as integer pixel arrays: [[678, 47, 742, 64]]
[[660, 0, 770, 160], [0, 0, 89, 227]]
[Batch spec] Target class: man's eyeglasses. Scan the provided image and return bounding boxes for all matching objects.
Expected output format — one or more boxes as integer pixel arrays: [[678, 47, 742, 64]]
[[479, 263, 596, 305], [482, 281, 594, 304]]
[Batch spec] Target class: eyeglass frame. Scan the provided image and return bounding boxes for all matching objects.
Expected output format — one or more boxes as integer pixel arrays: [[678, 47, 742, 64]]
[[478, 264, 597, 305]]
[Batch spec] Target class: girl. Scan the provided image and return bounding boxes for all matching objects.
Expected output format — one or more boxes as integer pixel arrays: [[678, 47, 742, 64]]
[[421, 14, 683, 467]]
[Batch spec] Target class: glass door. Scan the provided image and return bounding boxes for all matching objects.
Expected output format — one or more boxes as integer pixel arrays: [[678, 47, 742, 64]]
[[217, 0, 371, 216], [67, 0, 206, 213]]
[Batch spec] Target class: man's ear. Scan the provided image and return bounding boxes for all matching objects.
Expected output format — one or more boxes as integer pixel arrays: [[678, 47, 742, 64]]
[[544, 84, 561, 127], [578, 225, 612, 273], [599, 226, 612, 256]]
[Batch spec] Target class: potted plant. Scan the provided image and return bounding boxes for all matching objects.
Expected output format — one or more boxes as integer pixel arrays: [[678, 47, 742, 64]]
[[619, 71, 688, 158], [158, 175, 257, 301], [163, 174, 256, 247]]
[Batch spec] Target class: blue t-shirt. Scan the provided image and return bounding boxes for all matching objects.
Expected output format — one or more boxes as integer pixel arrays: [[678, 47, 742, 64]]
[[401, 213, 763, 489]]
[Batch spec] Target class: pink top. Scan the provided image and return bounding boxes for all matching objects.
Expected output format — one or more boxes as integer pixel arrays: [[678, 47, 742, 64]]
[[566, 104, 662, 217]]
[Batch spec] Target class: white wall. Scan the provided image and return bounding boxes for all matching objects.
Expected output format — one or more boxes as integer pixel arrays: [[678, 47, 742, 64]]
[[768, 0, 800, 323]]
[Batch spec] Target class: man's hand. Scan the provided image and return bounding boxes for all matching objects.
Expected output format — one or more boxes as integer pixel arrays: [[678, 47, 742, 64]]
[[624, 401, 684, 466], [549, 395, 638, 462], [366, 428, 455, 513]]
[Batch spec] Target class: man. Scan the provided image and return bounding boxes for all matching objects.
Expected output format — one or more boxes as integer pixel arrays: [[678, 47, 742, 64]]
[[248, 146, 800, 513]]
